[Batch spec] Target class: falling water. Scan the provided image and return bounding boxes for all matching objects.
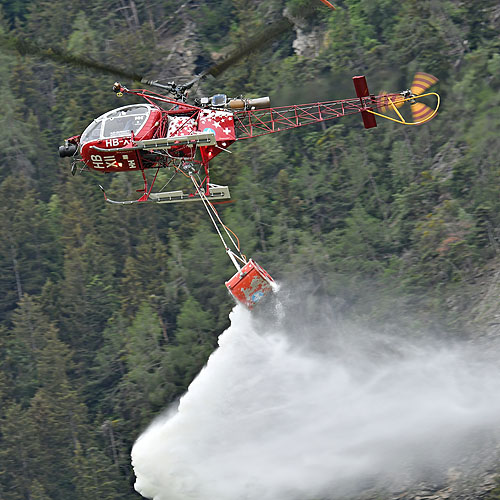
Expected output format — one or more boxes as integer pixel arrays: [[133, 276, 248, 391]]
[[132, 300, 500, 500]]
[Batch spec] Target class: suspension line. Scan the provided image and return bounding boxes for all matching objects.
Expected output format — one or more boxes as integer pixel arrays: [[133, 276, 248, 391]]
[[190, 176, 247, 271]]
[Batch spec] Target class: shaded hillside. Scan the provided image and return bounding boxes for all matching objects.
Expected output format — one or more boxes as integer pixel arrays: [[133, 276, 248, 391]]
[[0, 0, 499, 498]]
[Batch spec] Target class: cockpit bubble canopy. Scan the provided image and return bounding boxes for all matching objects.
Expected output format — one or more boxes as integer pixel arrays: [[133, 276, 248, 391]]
[[80, 104, 154, 146]]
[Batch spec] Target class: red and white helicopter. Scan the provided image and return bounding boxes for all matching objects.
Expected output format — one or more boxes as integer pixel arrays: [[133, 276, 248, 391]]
[[58, 72, 439, 206]]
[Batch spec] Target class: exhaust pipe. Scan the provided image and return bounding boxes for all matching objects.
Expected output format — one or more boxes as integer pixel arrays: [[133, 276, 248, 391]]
[[229, 96, 270, 110]]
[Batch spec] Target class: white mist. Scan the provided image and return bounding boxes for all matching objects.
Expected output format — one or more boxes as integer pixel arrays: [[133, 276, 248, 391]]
[[132, 304, 500, 500]]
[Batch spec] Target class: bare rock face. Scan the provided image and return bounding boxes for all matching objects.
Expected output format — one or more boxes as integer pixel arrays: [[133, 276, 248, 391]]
[[346, 463, 500, 500], [466, 260, 500, 342], [389, 468, 499, 500], [292, 26, 325, 58], [282, 5, 327, 58], [153, 17, 201, 82]]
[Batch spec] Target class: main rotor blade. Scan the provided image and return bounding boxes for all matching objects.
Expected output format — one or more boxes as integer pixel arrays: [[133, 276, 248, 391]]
[[1, 0, 335, 90], [206, 18, 293, 79], [0, 34, 144, 81], [185, 0, 334, 87]]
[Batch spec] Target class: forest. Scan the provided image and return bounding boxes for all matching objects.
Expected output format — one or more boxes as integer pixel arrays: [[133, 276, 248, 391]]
[[0, 0, 499, 498]]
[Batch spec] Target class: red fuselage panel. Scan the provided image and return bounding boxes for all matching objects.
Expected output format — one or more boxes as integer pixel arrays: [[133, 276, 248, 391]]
[[81, 140, 142, 172], [197, 109, 235, 163], [80, 107, 237, 172]]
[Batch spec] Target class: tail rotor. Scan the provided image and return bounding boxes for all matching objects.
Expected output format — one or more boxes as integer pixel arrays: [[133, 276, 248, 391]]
[[409, 72, 439, 124], [375, 72, 440, 125]]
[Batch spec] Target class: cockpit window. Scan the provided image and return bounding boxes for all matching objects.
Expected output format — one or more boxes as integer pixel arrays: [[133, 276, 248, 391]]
[[80, 105, 152, 145], [80, 120, 101, 144], [102, 106, 150, 138]]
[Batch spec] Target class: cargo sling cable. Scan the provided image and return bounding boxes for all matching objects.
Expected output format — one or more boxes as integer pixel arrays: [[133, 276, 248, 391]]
[[190, 175, 247, 272]]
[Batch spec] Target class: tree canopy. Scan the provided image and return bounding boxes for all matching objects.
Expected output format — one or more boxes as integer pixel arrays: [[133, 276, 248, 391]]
[[0, 0, 499, 498]]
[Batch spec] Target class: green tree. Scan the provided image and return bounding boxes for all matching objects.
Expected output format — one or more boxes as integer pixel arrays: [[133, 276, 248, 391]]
[[168, 295, 216, 388], [0, 403, 34, 500], [0, 177, 61, 323], [71, 441, 124, 500], [3, 296, 53, 404], [25, 328, 90, 500], [120, 228, 168, 320], [115, 303, 176, 428]]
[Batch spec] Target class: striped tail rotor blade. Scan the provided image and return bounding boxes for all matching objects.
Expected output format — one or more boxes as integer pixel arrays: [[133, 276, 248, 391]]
[[391, 94, 405, 108], [411, 72, 439, 96], [411, 102, 436, 124], [379, 92, 390, 113], [378, 92, 405, 113]]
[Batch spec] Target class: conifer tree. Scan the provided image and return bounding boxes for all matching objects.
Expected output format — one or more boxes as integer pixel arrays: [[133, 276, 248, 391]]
[[3, 295, 54, 404], [120, 228, 168, 320], [27, 479, 51, 500], [56, 189, 118, 366], [0, 402, 34, 500], [25, 328, 90, 499], [0, 39, 38, 182], [167, 295, 216, 388], [71, 441, 125, 500], [118, 303, 175, 423], [0, 177, 60, 322]]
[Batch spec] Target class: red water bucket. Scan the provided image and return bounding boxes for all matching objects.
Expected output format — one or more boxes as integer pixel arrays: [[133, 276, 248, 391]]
[[225, 259, 275, 309]]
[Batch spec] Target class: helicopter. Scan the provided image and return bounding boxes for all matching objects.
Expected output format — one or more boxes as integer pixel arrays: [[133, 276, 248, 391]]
[[57, 72, 440, 206]]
